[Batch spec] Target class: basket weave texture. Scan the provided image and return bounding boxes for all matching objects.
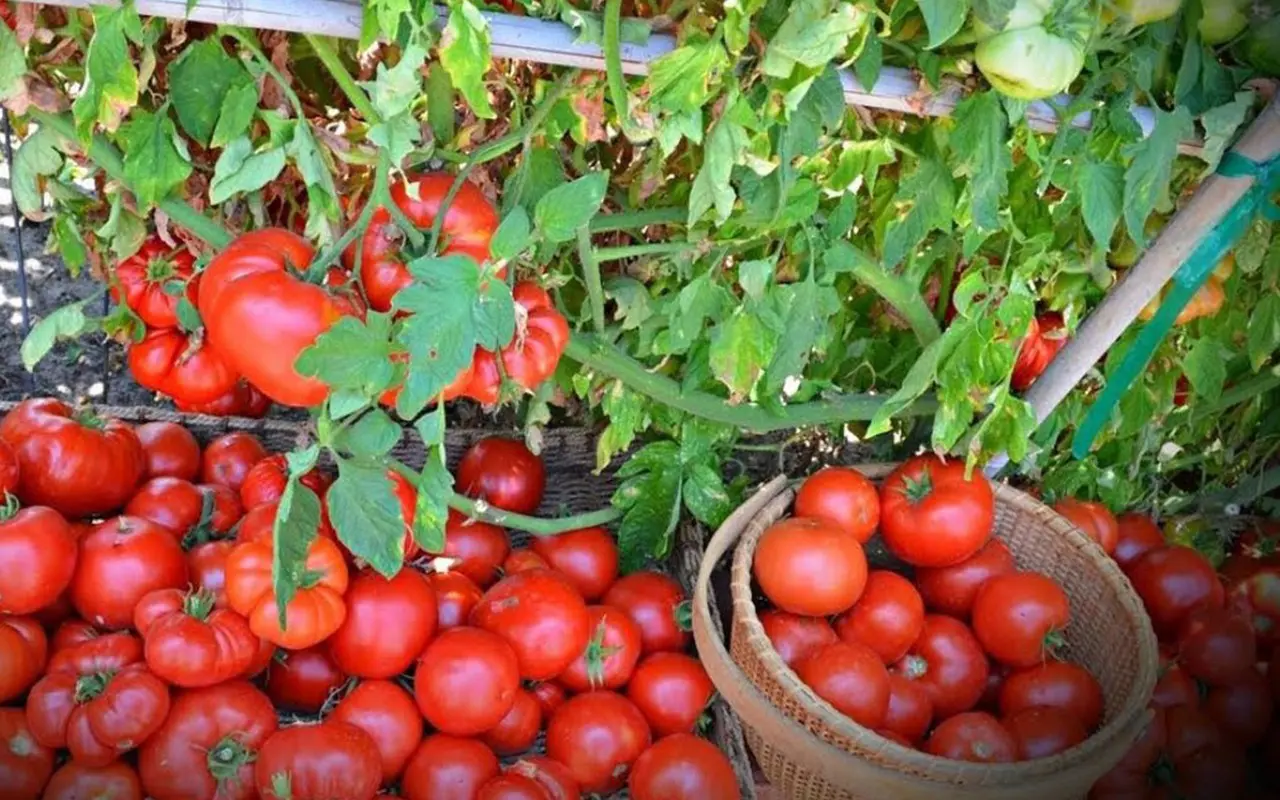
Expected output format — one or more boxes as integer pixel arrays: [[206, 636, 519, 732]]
[[693, 468, 1159, 800]]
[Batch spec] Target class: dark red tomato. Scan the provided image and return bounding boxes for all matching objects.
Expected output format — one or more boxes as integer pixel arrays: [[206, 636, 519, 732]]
[[1152, 650, 1199, 709], [329, 569, 438, 678], [978, 661, 1009, 712], [1004, 707, 1087, 760], [0, 437, 17, 496], [265, 646, 347, 713], [1053, 498, 1119, 555], [199, 432, 268, 491], [881, 673, 933, 743], [472, 569, 591, 680], [457, 437, 546, 514], [879, 454, 993, 568], [243, 636, 276, 679], [49, 619, 98, 657], [430, 510, 510, 588], [999, 661, 1104, 730], [502, 548, 550, 575], [134, 421, 200, 481], [461, 284, 569, 403], [971, 572, 1071, 668], [1223, 556, 1280, 652], [401, 735, 500, 800], [1113, 513, 1166, 571], [530, 526, 619, 601], [1205, 669, 1272, 745], [629, 733, 742, 800], [1011, 313, 1067, 392], [111, 237, 197, 329], [415, 627, 521, 736], [894, 615, 990, 719], [177, 379, 271, 418], [915, 539, 1016, 618], [253, 722, 381, 800], [759, 610, 839, 668], [482, 688, 542, 756], [331, 680, 424, 785], [32, 590, 75, 631], [794, 466, 880, 543], [1272, 648, 1280, 704], [133, 587, 259, 687], [754, 517, 868, 617], [0, 505, 78, 615], [1176, 607, 1257, 686], [602, 571, 690, 655], [559, 605, 643, 692], [124, 477, 209, 539], [187, 540, 235, 607], [138, 680, 278, 800], [530, 682, 567, 718], [1173, 744, 1248, 800], [0, 617, 46, 704], [70, 516, 188, 629], [1128, 546, 1224, 634], [833, 570, 924, 665], [507, 757, 579, 800], [239, 454, 333, 510], [0, 707, 55, 800], [795, 640, 891, 728], [1090, 707, 1166, 797], [44, 761, 143, 800], [128, 329, 240, 406], [547, 691, 652, 794], [627, 652, 714, 737], [1164, 704, 1222, 762], [0, 398, 146, 518], [428, 569, 484, 629], [478, 774, 547, 800], [924, 712, 1016, 763]]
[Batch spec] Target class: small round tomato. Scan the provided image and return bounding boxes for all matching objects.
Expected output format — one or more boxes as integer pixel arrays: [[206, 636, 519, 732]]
[[1128, 546, 1224, 634], [547, 691, 652, 795], [128, 328, 239, 405], [502, 548, 550, 575], [415, 627, 520, 736], [971, 572, 1071, 668], [239, 454, 333, 510], [199, 432, 268, 491], [138, 680, 278, 800], [401, 735, 499, 800], [329, 568, 437, 678], [265, 646, 346, 713], [629, 734, 742, 800], [430, 510, 510, 588], [794, 466, 880, 543], [998, 661, 1104, 730], [603, 571, 690, 655], [530, 526, 619, 601], [331, 680, 424, 785], [0, 438, 18, 496], [187, 540, 235, 607], [478, 773, 547, 800], [879, 455, 993, 568], [254, 722, 382, 800], [1004, 706, 1087, 760], [43, 761, 143, 800], [530, 682, 567, 717], [472, 569, 591, 680], [758, 609, 838, 667], [0, 505, 77, 615], [881, 674, 933, 743], [833, 570, 924, 665], [481, 688, 542, 756], [111, 237, 197, 329], [559, 605, 643, 692], [428, 570, 483, 629], [1052, 498, 1119, 555], [71, 516, 189, 629], [1204, 670, 1271, 746], [1113, 513, 1166, 571], [894, 615, 990, 719], [225, 535, 348, 649], [1176, 607, 1257, 686], [135, 421, 201, 481], [795, 640, 891, 729], [915, 539, 1016, 618], [924, 712, 1016, 763], [507, 757, 579, 799], [754, 517, 867, 617], [178, 379, 272, 418], [456, 437, 546, 514], [0, 707, 55, 800], [627, 652, 714, 737], [133, 587, 259, 687], [124, 477, 215, 539]]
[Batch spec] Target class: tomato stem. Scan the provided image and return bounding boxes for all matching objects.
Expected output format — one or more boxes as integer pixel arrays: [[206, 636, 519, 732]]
[[447, 492, 621, 536], [577, 227, 607, 335], [183, 588, 217, 621], [0, 493, 20, 522], [73, 671, 114, 704], [304, 35, 378, 123], [205, 735, 255, 783]]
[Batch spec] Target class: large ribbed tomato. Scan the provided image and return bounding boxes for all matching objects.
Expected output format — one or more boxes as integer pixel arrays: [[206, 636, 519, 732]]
[[224, 536, 349, 649], [111, 237, 198, 329], [0, 707, 55, 800], [253, 722, 381, 800], [176, 379, 272, 418], [128, 329, 239, 405], [462, 283, 570, 404], [132, 587, 259, 687]]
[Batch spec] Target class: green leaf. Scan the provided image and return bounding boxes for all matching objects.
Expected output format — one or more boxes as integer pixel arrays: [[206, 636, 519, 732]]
[[11, 126, 64, 220], [339, 409, 403, 458], [21, 301, 93, 371], [646, 40, 728, 114], [296, 313, 397, 395], [490, 208, 531, 261], [209, 136, 287, 205], [0, 19, 26, 102], [1248, 295, 1280, 371], [1199, 91, 1254, 174], [764, 279, 837, 393], [604, 277, 652, 331], [415, 406, 446, 447], [363, 0, 412, 46], [882, 157, 956, 267], [118, 104, 192, 210], [362, 43, 426, 120], [1076, 156, 1124, 250], [440, 0, 494, 119], [852, 33, 882, 92], [949, 91, 1010, 232], [95, 192, 147, 259], [738, 259, 774, 301], [167, 37, 252, 146], [688, 112, 749, 226], [1184, 338, 1228, 402], [413, 448, 452, 553], [328, 391, 369, 421], [867, 322, 966, 437], [533, 172, 609, 243], [1236, 219, 1271, 274], [272, 461, 322, 630], [612, 441, 683, 572], [596, 381, 649, 471], [50, 216, 89, 276], [426, 63, 456, 146], [368, 114, 421, 171], [917, 0, 969, 47], [761, 0, 867, 78], [211, 82, 260, 149], [560, 7, 651, 46], [971, 0, 1014, 29], [175, 296, 202, 333], [682, 463, 734, 528], [72, 4, 141, 137], [1123, 107, 1194, 247], [709, 309, 779, 401], [328, 460, 407, 577]]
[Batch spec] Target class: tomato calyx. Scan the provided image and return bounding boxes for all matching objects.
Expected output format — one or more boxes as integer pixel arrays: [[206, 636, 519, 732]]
[[674, 600, 693, 632], [144, 254, 180, 284], [182, 588, 217, 621], [897, 654, 928, 680], [74, 670, 116, 704], [271, 771, 294, 800], [1041, 629, 1067, 660], [0, 492, 20, 522], [182, 487, 220, 548], [298, 568, 330, 590], [582, 620, 621, 688], [898, 469, 935, 505], [205, 734, 256, 783], [73, 408, 108, 431], [6, 730, 38, 757]]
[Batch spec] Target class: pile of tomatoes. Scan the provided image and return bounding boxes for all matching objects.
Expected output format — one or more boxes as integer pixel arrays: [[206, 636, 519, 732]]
[[0, 398, 739, 800], [752, 455, 1108, 763]]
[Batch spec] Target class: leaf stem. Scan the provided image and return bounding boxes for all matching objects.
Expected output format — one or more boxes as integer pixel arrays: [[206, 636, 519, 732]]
[[577, 226, 607, 333], [835, 243, 941, 345], [602, 0, 638, 140], [594, 241, 697, 261], [448, 493, 621, 536], [589, 207, 685, 232], [308, 156, 389, 277], [305, 35, 379, 122]]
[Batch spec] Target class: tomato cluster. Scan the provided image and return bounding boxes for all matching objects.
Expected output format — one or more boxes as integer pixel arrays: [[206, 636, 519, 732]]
[[0, 405, 738, 800]]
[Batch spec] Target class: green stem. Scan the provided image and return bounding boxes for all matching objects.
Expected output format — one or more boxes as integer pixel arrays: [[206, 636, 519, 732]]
[[305, 34, 379, 122], [602, 0, 638, 140], [595, 241, 697, 261], [1193, 371, 1280, 421], [448, 493, 621, 536], [577, 227, 607, 333], [835, 243, 941, 345], [589, 207, 685, 233], [308, 156, 389, 277]]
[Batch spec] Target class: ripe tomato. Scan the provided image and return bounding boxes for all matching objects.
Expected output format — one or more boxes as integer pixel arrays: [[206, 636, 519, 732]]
[[1223, 556, 1280, 652], [133, 587, 258, 686], [482, 688, 542, 756], [329, 569, 437, 678], [235, 500, 337, 546], [138, 680, 277, 800], [1204, 670, 1272, 745], [472, 569, 591, 680], [457, 437, 546, 515], [1152, 647, 1199, 708], [0, 437, 17, 496], [503, 548, 550, 574], [1176, 607, 1257, 685], [758, 610, 838, 667], [225, 535, 348, 649], [265, 646, 346, 713], [833, 570, 924, 665], [794, 466, 880, 543], [754, 517, 867, 616], [547, 691, 652, 794], [894, 615, 990, 719], [71, 516, 188, 629], [254, 722, 382, 800], [401, 734, 500, 800], [128, 329, 240, 405], [49, 618, 98, 657], [879, 455, 993, 568], [1011, 313, 1067, 391], [430, 510, 510, 588], [795, 640, 891, 728], [999, 661, 1104, 729], [971, 572, 1071, 667], [559, 605, 643, 692], [125, 477, 232, 540], [188, 540, 235, 607], [629, 734, 742, 800], [530, 681, 567, 717], [0, 617, 46, 705], [627, 652, 714, 737], [1053, 498, 1119, 555], [925, 712, 1016, 762], [0, 398, 145, 517], [429, 569, 484, 629], [603, 571, 691, 654], [1004, 706, 1087, 760], [1173, 744, 1248, 800], [0, 505, 77, 615], [240, 454, 333, 510], [1113, 513, 1166, 571], [415, 627, 520, 736], [1129, 546, 1224, 634], [199, 432, 268, 491], [915, 539, 1016, 619], [134, 421, 200, 481], [530, 526, 618, 601], [111, 237, 197, 328], [331, 680, 424, 785], [462, 283, 570, 402], [478, 773, 548, 800], [0, 707, 55, 800], [44, 761, 143, 800], [177, 379, 272, 418], [507, 757, 579, 799], [882, 673, 933, 743]]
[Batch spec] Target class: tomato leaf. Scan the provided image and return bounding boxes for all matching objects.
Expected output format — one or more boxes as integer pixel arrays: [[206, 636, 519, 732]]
[[882, 156, 956, 267], [338, 409, 403, 459], [971, 0, 1014, 29], [95, 192, 148, 260], [688, 110, 749, 226], [761, 0, 867, 78], [490, 207, 531, 262], [296, 313, 397, 396], [1199, 91, 1254, 174], [1184, 337, 1229, 402], [682, 462, 734, 528], [363, 42, 426, 120], [166, 37, 253, 146], [50, 216, 89, 276], [1076, 156, 1124, 251], [368, 113, 422, 171], [71, 3, 141, 137], [11, 126, 65, 220], [425, 63, 456, 145], [209, 136, 287, 204], [867, 321, 967, 438], [613, 441, 683, 572], [118, 103, 192, 210], [413, 447, 452, 553], [1122, 107, 1194, 247], [20, 300, 95, 371], [533, 171, 609, 243], [210, 81, 260, 150], [595, 381, 650, 472], [329, 458, 407, 578], [559, 7, 651, 46], [646, 39, 729, 114], [950, 92, 1010, 233], [0, 19, 25, 102], [916, 0, 969, 48], [440, 0, 494, 119], [362, 0, 413, 47], [273, 447, 322, 630], [852, 33, 882, 92], [1248, 295, 1280, 371], [708, 307, 779, 401]]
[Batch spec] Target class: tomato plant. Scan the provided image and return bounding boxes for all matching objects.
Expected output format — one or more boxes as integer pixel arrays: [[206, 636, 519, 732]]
[[1052, 498, 1119, 555], [0, 707, 55, 800], [924, 712, 1017, 763], [133, 587, 259, 686], [481, 688, 542, 756], [795, 640, 892, 729], [428, 570, 484, 630], [882, 674, 933, 743], [456, 437, 546, 515], [602, 571, 691, 655], [43, 761, 143, 800], [0, 617, 46, 705], [1175, 607, 1258, 685], [1128, 546, 1225, 634], [401, 735, 499, 800], [914, 539, 1016, 619], [998, 661, 1105, 730], [529, 525, 618, 601], [431, 510, 510, 588], [264, 646, 346, 714], [225, 534, 348, 649], [971, 572, 1071, 667], [559, 604, 643, 692], [110, 237, 197, 329], [758, 610, 839, 668], [199, 433, 268, 492], [1004, 707, 1087, 760], [895, 615, 990, 719], [128, 328, 240, 405]]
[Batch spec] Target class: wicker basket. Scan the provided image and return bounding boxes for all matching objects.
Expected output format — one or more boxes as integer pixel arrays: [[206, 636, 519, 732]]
[[691, 468, 1160, 800]]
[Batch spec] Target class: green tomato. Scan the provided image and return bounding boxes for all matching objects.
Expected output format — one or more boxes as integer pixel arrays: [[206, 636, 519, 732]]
[[1110, 0, 1183, 25], [974, 0, 1093, 101], [1198, 0, 1249, 44], [1236, 13, 1280, 76]]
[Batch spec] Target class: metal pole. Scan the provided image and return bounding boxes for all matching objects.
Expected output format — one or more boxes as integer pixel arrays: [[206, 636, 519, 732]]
[[2, 108, 35, 394]]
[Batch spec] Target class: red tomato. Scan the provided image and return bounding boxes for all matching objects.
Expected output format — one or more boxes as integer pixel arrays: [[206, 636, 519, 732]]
[[177, 379, 272, 418], [1223, 556, 1280, 652], [110, 237, 197, 328], [332, 680, 424, 785], [547, 691, 652, 794], [758, 610, 839, 667], [1128, 546, 1225, 634], [503, 548, 550, 575], [1053, 498, 1119, 555], [1004, 706, 1087, 760], [253, 722, 381, 800], [329, 568, 437, 678], [1176, 607, 1257, 685], [235, 500, 336, 546], [138, 680, 278, 800], [187, 540, 235, 607], [530, 526, 619, 601], [415, 627, 521, 736], [0, 617, 46, 704], [0, 505, 77, 615], [472, 569, 591, 680], [429, 569, 484, 629], [44, 761, 143, 800], [225, 535, 348, 649], [430, 510, 511, 587], [881, 673, 933, 743], [482, 688, 542, 756], [1113, 513, 1166, 570], [0, 437, 17, 496], [603, 571, 691, 655], [794, 466, 880, 543], [199, 432, 268, 491], [124, 477, 235, 540], [0, 398, 145, 517], [530, 681, 568, 718], [1204, 669, 1272, 745], [629, 733, 742, 800], [999, 661, 1104, 729], [134, 421, 200, 481], [1011, 313, 1067, 391], [915, 539, 1016, 618], [507, 757, 580, 800], [457, 437, 546, 515], [1152, 646, 1199, 708], [833, 570, 924, 664], [265, 645, 347, 713], [133, 586, 257, 686], [71, 516, 188, 629], [795, 640, 891, 728], [49, 618, 98, 656], [0, 707, 55, 800], [754, 517, 868, 616], [559, 605, 643, 692], [925, 712, 1016, 762], [879, 455, 993, 568], [627, 652, 714, 737], [478, 773, 548, 800], [971, 572, 1071, 667], [894, 615, 990, 719], [461, 283, 569, 403], [128, 329, 240, 405], [401, 735, 500, 800], [240, 454, 333, 510]]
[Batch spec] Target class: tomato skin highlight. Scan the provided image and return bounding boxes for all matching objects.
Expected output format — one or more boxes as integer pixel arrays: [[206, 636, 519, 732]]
[[199, 432, 268, 491], [253, 721, 382, 800], [71, 516, 189, 630], [0, 707, 55, 800], [794, 466, 880, 543], [547, 691, 653, 795], [1128, 545, 1225, 635], [602, 571, 691, 655], [332, 680, 425, 785], [401, 734, 500, 800], [833, 570, 924, 665], [915, 539, 1016, 619], [629, 733, 742, 800], [1053, 498, 1119, 555], [627, 652, 715, 737], [457, 437, 547, 514], [879, 455, 993, 568], [796, 640, 892, 729], [429, 569, 484, 630], [415, 626, 521, 736], [1112, 513, 1166, 571], [135, 421, 201, 481], [471, 569, 591, 680], [759, 610, 838, 668], [754, 517, 868, 617], [329, 568, 438, 678], [0, 505, 78, 615]]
